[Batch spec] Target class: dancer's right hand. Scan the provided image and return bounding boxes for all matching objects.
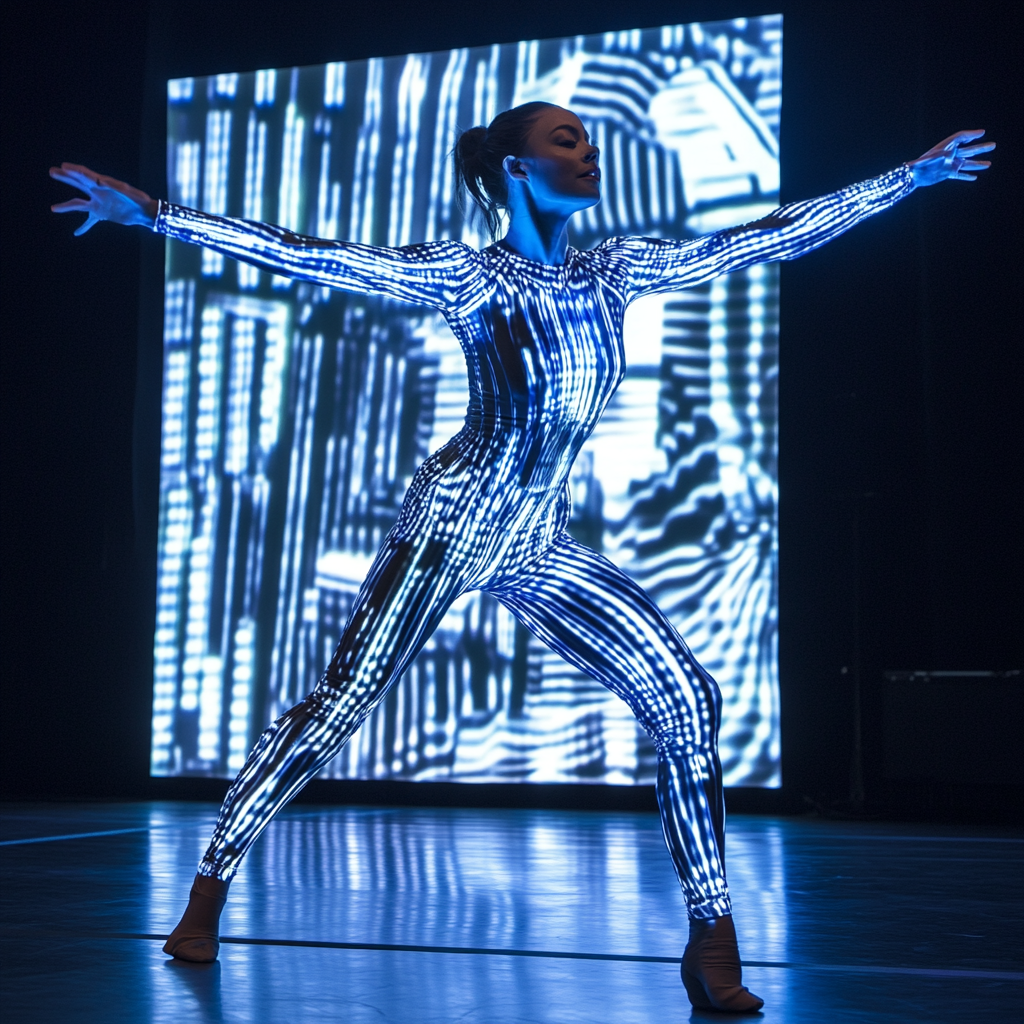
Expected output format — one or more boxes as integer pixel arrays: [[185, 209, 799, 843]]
[[50, 163, 159, 235]]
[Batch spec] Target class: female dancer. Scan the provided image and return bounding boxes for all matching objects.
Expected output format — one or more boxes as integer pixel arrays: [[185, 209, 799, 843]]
[[52, 103, 991, 1012]]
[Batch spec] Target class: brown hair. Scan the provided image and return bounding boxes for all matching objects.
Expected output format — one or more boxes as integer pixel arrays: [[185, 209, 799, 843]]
[[453, 101, 555, 239]]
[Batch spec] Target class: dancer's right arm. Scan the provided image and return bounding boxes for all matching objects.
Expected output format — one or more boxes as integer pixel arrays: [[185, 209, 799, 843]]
[[49, 163, 478, 311]]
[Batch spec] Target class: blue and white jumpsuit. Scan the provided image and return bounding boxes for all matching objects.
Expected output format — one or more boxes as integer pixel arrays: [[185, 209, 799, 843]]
[[155, 165, 914, 919]]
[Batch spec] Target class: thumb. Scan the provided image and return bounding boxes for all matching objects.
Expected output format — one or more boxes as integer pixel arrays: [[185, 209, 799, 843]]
[[74, 214, 101, 237]]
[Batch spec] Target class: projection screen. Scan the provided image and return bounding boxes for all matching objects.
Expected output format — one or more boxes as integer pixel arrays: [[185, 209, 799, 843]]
[[151, 15, 783, 786]]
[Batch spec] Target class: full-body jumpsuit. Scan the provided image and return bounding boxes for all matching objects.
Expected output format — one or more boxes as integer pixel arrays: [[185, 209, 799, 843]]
[[155, 165, 915, 919]]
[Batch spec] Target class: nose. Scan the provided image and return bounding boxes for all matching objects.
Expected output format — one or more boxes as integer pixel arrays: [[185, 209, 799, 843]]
[[584, 145, 599, 163]]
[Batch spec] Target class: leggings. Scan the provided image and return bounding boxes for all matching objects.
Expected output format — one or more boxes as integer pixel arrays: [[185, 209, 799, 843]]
[[197, 528, 731, 920]]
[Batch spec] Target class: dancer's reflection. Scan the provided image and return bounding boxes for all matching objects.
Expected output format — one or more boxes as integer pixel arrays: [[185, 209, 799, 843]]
[[158, 961, 224, 1024], [52, 104, 991, 1012]]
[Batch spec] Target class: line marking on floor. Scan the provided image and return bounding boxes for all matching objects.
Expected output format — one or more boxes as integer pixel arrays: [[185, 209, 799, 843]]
[[0, 828, 152, 846], [780, 834, 1024, 845], [3, 818, 1020, 848], [42, 932, 1021, 980]]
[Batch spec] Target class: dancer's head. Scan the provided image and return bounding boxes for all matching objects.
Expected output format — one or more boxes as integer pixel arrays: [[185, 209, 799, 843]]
[[455, 102, 601, 238]]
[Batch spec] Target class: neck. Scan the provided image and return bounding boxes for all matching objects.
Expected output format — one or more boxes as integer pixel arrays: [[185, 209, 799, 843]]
[[499, 198, 572, 265]]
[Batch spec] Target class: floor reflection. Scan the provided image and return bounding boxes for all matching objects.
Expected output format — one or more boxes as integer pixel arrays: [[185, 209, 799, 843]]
[[2, 802, 1019, 1023], [146, 805, 788, 963], [156, 960, 224, 1024], [147, 946, 691, 1024]]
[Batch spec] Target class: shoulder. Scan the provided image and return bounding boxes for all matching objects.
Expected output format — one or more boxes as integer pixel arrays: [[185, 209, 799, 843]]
[[395, 239, 481, 267], [578, 235, 686, 270], [585, 235, 687, 256], [399, 240, 490, 312]]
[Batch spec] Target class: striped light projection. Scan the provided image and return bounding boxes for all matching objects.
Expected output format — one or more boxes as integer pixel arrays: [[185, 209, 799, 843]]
[[153, 16, 789, 786]]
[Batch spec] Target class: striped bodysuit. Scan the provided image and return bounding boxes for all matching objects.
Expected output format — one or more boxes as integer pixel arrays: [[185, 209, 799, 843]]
[[155, 165, 914, 918]]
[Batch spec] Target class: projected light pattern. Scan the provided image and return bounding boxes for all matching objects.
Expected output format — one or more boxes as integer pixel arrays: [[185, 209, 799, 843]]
[[153, 17, 792, 786]]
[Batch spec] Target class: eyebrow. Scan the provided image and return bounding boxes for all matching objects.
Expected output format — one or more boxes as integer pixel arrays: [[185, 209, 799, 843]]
[[550, 123, 591, 143]]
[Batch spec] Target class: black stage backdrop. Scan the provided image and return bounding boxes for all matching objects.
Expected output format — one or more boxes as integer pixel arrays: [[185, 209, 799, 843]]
[[2, 0, 1021, 820]]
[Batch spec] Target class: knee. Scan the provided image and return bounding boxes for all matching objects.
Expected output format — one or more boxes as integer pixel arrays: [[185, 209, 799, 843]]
[[302, 674, 353, 722], [651, 724, 708, 761], [269, 678, 345, 730], [648, 667, 721, 755], [264, 686, 351, 764]]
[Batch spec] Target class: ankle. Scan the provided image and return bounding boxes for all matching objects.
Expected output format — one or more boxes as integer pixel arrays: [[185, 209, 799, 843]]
[[192, 873, 231, 902], [689, 913, 731, 931]]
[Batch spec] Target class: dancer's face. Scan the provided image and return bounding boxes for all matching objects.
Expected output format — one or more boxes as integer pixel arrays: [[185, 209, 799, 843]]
[[504, 106, 601, 213]]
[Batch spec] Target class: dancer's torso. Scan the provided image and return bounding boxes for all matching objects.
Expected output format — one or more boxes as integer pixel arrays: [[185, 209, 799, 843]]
[[392, 244, 625, 581]]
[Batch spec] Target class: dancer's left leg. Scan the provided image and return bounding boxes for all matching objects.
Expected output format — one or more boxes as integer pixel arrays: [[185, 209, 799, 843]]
[[489, 533, 762, 1011], [489, 533, 729, 918]]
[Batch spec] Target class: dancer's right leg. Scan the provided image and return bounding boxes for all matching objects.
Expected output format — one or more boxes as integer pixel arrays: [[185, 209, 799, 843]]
[[164, 533, 466, 960]]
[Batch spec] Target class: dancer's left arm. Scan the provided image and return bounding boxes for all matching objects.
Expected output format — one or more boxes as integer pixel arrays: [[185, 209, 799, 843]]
[[610, 130, 994, 300]]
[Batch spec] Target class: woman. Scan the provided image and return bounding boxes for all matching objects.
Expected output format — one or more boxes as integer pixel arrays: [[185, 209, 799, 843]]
[[52, 102, 991, 1012]]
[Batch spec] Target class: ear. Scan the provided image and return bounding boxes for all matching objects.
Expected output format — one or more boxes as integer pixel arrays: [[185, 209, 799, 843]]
[[502, 155, 529, 182]]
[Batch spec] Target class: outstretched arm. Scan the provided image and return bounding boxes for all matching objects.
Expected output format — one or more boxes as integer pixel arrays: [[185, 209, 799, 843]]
[[49, 163, 479, 311], [610, 130, 994, 300]]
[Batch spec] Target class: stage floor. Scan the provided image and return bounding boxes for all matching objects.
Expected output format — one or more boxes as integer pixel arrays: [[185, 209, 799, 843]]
[[1, 802, 1021, 1023]]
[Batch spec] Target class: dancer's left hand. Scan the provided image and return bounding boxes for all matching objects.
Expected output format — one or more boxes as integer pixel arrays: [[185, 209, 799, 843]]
[[907, 130, 994, 187]]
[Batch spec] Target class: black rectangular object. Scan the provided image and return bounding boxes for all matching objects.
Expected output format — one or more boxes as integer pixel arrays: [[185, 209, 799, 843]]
[[882, 672, 1023, 786]]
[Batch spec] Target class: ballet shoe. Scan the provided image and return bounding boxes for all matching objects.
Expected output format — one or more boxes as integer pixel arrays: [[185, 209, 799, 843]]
[[681, 914, 764, 1013], [163, 873, 231, 963]]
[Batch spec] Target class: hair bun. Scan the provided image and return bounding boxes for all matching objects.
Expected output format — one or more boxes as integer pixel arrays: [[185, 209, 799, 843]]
[[456, 125, 488, 169]]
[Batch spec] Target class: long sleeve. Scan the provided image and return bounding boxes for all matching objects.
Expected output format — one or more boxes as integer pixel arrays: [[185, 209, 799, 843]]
[[154, 202, 481, 312], [597, 165, 916, 302]]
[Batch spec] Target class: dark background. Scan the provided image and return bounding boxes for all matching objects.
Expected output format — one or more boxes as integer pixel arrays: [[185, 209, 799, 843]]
[[2, 0, 1021, 821]]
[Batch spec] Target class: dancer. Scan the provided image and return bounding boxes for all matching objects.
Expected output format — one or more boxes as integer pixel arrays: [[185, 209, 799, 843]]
[[52, 103, 991, 1012]]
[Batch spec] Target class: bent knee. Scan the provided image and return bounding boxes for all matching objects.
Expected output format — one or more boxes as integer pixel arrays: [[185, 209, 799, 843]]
[[647, 675, 720, 749], [650, 723, 715, 760]]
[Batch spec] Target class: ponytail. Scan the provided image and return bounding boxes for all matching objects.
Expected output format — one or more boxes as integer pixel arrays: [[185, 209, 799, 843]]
[[453, 101, 554, 240]]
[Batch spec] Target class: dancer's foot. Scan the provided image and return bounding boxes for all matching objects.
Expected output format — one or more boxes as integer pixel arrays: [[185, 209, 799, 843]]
[[163, 873, 230, 963], [681, 914, 764, 1013]]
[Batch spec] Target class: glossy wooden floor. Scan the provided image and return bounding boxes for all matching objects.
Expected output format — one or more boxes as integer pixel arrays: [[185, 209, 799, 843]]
[[1, 802, 1021, 1023]]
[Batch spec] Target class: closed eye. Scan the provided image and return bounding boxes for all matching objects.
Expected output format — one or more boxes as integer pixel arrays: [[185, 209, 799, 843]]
[[550, 123, 589, 147]]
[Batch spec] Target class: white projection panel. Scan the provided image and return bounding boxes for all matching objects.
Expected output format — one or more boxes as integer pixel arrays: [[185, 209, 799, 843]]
[[152, 16, 783, 786]]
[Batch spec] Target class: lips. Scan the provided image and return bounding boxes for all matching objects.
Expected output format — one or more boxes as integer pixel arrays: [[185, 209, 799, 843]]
[[579, 169, 601, 180]]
